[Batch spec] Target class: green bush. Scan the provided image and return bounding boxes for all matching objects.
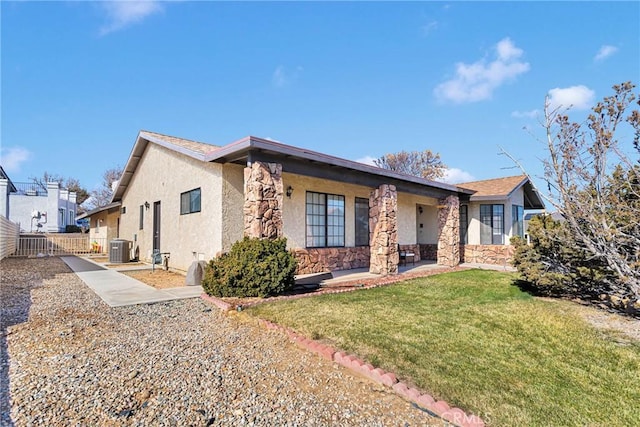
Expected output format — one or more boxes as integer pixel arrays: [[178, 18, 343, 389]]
[[65, 225, 82, 233], [512, 215, 611, 299], [202, 237, 297, 298]]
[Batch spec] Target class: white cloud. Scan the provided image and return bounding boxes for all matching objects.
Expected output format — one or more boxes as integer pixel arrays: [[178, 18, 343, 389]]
[[594, 45, 618, 62], [421, 20, 439, 36], [511, 109, 539, 119], [548, 85, 595, 111], [272, 65, 303, 88], [434, 37, 530, 104], [100, 1, 163, 35], [0, 146, 32, 173], [355, 155, 377, 166], [439, 168, 475, 184]]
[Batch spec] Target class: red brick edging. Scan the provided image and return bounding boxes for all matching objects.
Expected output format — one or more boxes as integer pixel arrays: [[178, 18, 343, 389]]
[[200, 293, 484, 427]]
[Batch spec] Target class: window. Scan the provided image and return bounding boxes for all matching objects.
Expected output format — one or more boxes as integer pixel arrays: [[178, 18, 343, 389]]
[[306, 192, 345, 247], [480, 204, 504, 245], [355, 197, 369, 246], [139, 205, 144, 230], [180, 188, 201, 215], [69, 210, 74, 227], [59, 208, 65, 227], [459, 205, 468, 244], [512, 205, 524, 238]]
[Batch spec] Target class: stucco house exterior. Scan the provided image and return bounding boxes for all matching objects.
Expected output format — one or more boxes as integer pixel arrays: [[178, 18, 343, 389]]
[[457, 175, 544, 265], [0, 167, 78, 233], [84, 130, 543, 274]]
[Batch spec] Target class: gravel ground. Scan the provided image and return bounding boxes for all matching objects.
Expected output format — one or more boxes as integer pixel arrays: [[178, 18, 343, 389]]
[[1, 257, 441, 426]]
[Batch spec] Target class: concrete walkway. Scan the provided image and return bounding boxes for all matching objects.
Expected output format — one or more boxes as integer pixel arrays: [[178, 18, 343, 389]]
[[60, 256, 203, 307]]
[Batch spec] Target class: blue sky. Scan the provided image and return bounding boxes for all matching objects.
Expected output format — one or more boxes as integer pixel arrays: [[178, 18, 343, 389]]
[[2, 1, 639, 194]]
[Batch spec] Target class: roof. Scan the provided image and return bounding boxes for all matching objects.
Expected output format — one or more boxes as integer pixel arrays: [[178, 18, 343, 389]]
[[112, 131, 219, 202], [0, 165, 17, 193], [458, 175, 545, 209], [112, 131, 472, 202], [205, 135, 470, 195], [140, 130, 219, 156], [76, 201, 122, 220]]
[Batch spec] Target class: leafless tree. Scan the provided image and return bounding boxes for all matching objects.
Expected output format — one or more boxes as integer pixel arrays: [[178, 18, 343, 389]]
[[29, 172, 90, 205], [374, 149, 447, 180], [541, 82, 639, 302], [85, 166, 123, 210]]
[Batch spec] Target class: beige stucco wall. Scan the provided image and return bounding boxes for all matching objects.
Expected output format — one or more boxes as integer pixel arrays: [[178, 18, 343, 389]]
[[88, 210, 119, 253], [119, 143, 224, 272], [397, 193, 438, 245], [281, 172, 440, 250], [221, 164, 244, 252], [281, 172, 371, 249], [465, 187, 525, 245], [417, 204, 439, 244]]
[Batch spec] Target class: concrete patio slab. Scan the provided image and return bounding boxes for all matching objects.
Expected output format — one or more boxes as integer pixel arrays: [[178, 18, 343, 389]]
[[61, 256, 203, 307]]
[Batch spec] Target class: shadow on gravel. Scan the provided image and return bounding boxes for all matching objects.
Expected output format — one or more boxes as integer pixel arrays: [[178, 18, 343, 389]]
[[0, 257, 71, 427]]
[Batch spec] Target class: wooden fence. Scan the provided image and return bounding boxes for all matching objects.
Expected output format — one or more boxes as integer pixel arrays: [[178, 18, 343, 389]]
[[11, 234, 108, 257], [0, 216, 20, 260]]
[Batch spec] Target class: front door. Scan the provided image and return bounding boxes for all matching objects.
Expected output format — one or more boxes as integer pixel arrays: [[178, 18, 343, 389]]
[[153, 201, 161, 251]]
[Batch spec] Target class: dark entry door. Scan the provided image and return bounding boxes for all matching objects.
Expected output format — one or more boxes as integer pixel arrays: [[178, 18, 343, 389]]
[[153, 201, 161, 251]]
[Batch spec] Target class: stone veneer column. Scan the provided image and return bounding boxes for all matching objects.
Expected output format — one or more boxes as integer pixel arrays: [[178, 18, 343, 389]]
[[243, 162, 284, 239], [369, 184, 398, 275], [437, 195, 460, 267]]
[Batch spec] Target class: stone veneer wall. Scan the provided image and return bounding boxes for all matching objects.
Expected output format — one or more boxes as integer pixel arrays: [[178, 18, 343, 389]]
[[243, 162, 283, 239], [294, 247, 370, 274], [419, 244, 437, 261], [369, 185, 398, 275], [462, 244, 514, 266], [437, 195, 460, 267]]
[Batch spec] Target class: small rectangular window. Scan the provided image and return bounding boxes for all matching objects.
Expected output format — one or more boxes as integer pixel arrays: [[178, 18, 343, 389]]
[[139, 205, 144, 230], [180, 188, 201, 215], [355, 197, 369, 246]]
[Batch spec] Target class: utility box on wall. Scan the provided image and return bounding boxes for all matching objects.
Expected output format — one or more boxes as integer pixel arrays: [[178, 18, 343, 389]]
[[109, 239, 130, 263]]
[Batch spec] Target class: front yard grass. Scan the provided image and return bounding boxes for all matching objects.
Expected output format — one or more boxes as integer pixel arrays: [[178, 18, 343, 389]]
[[246, 269, 640, 426]]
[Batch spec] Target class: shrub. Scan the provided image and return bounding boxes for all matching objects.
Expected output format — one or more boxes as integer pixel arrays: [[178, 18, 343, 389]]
[[202, 237, 297, 298], [65, 225, 82, 233], [512, 215, 614, 301]]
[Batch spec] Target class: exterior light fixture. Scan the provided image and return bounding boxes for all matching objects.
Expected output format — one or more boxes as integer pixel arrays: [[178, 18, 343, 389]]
[[286, 186, 294, 198], [144, 201, 150, 210]]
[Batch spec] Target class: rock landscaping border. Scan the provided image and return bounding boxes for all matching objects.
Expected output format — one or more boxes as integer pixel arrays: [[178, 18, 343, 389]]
[[200, 265, 485, 427]]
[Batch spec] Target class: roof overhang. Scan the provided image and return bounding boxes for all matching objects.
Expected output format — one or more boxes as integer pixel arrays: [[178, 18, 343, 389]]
[[76, 201, 122, 220], [464, 177, 544, 209], [112, 131, 217, 202], [205, 136, 473, 199]]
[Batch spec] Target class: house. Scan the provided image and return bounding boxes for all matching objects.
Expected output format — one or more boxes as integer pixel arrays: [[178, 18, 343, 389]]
[[75, 201, 122, 253], [0, 166, 78, 233], [457, 175, 544, 265], [84, 130, 543, 274]]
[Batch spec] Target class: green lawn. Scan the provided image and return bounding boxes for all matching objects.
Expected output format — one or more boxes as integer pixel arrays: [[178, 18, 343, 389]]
[[246, 269, 640, 426]]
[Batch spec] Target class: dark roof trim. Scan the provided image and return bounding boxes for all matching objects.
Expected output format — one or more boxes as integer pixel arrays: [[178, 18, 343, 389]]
[[0, 165, 17, 193], [76, 201, 122, 220], [205, 136, 472, 195]]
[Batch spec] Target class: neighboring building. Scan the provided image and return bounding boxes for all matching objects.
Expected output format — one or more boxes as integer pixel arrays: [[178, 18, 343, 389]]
[[0, 168, 78, 233], [76, 201, 122, 253], [0, 166, 17, 218], [82, 130, 543, 273], [457, 175, 545, 265]]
